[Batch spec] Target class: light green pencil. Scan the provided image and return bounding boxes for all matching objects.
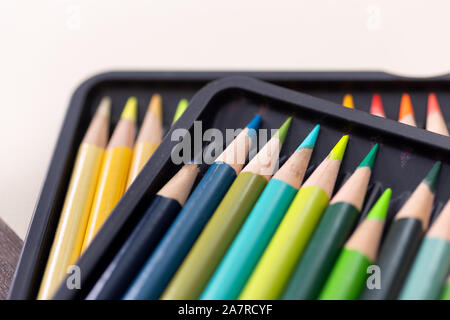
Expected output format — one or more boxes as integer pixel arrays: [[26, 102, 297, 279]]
[[239, 135, 349, 300], [319, 189, 391, 300], [161, 118, 292, 300]]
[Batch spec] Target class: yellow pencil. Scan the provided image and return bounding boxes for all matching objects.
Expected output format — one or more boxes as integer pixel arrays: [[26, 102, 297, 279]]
[[37, 97, 111, 299], [81, 97, 137, 252], [126, 94, 162, 188]]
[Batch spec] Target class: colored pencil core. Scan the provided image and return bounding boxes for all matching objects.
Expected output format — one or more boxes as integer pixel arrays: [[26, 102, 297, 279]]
[[367, 188, 391, 220], [297, 125, 320, 150], [423, 161, 441, 193], [121, 97, 138, 122], [358, 144, 378, 169], [328, 135, 349, 161]]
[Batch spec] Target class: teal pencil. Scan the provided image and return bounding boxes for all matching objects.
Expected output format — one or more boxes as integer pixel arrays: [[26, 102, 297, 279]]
[[400, 200, 450, 300], [200, 125, 320, 300]]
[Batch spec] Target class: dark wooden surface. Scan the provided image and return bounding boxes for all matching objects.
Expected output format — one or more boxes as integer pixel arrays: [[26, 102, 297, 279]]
[[0, 217, 22, 300]]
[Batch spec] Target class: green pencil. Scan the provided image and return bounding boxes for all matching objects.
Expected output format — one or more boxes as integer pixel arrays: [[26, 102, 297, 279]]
[[400, 200, 450, 300], [361, 162, 442, 300], [160, 118, 291, 299], [442, 276, 450, 300], [283, 144, 378, 300], [319, 188, 391, 300], [239, 135, 348, 300]]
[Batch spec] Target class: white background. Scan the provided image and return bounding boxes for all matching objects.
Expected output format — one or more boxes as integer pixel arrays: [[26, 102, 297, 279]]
[[1, 0, 449, 239]]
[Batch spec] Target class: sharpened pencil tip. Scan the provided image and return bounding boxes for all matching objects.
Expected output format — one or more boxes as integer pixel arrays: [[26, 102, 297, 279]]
[[427, 93, 442, 115], [273, 117, 292, 144], [297, 124, 320, 150], [172, 99, 189, 124], [96, 97, 111, 119], [358, 144, 379, 169], [247, 115, 262, 131], [342, 94, 355, 109], [423, 161, 441, 194], [149, 94, 163, 120], [370, 94, 385, 117], [399, 93, 414, 121], [367, 188, 391, 220], [328, 135, 349, 161], [121, 97, 138, 122]]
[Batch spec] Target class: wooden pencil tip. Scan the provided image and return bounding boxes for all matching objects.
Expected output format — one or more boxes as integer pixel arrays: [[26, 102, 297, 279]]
[[121, 97, 138, 122], [399, 93, 414, 120], [273, 117, 292, 144], [96, 97, 111, 119], [370, 93, 385, 117], [367, 188, 391, 220], [423, 161, 441, 194], [172, 98, 189, 124], [297, 124, 320, 150], [328, 135, 349, 161], [149, 94, 163, 120], [358, 144, 379, 169], [342, 94, 355, 109], [427, 92, 442, 115]]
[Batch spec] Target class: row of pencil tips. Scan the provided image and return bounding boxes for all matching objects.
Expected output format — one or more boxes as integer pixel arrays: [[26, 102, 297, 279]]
[[344, 92, 449, 136]]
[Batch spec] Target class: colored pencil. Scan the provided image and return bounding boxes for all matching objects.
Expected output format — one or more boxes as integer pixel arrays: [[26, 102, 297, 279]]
[[400, 199, 450, 300], [160, 118, 291, 300], [81, 97, 137, 252], [370, 94, 386, 118], [426, 93, 449, 136], [398, 93, 416, 127], [442, 276, 450, 300], [239, 135, 348, 300], [319, 189, 391, 300], [86, 163, 199, 300], [283, 144, 379, 300], [37, 98, 110, 300], [123, 115, 261, 300], [361, 161, 442, 300], [126, 94, 162, 188], [342, 94, 355, 109], [201, 125, 320, 300], [172, 98, 189, 124]]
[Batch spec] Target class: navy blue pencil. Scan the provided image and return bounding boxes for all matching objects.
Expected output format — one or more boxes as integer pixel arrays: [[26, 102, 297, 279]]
[[123, 115, 261, 300], [86, 163, 199, 299]]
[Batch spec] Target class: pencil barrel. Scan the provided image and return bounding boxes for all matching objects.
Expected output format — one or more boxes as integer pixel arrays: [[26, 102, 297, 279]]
[[399, 238, 450, 300], [87, 195, 181, 299], [161, 172, 267, 300], [201, 179, 297, 300], [123, 162, 237, 299], [361, 218, 424, 300], [239, 186, 329, 300], [282, 202, 359, 300], [38, 144, 104, 299], [319, 249, 371, 300], [82, 146, 133, 251]]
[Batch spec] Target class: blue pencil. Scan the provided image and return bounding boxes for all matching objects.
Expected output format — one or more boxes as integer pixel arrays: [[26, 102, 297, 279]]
[[200, 125, 319, 300], [123, 115, 261, 300], [85, 164, 199, 299]]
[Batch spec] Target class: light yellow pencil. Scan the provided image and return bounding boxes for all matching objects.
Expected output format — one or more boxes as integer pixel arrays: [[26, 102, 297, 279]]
[[81, 97, 137, 252], [37, 97, 110, 299], [126, 94, 162, 188]]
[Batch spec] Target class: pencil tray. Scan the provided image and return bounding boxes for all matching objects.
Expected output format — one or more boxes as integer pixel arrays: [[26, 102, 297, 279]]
[[10, 72, 450, 300]]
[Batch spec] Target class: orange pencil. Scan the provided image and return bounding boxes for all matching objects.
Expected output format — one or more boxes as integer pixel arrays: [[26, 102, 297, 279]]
[[342, 94, 355, 109], [426, 93, 449, 136], [398, 94, 416, 127]]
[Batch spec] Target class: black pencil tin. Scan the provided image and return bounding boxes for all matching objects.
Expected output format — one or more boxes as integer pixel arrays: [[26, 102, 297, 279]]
[[9, 72, 450, 300]]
